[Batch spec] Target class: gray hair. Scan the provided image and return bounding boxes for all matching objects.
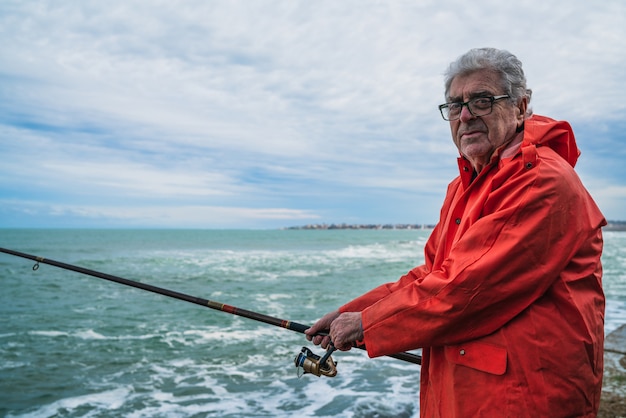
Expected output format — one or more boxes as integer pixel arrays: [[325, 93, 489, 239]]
[[444, 48, 533, 116]]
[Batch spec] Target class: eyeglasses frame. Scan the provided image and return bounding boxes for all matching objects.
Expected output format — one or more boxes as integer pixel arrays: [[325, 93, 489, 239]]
[[438, 95, 511, 121]]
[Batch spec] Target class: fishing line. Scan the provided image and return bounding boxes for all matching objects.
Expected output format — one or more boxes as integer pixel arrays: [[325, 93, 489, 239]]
[[0, 247, 421, 376]]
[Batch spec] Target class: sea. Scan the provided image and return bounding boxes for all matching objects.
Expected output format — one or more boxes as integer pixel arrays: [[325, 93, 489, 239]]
[[1, 229, 625, 418]]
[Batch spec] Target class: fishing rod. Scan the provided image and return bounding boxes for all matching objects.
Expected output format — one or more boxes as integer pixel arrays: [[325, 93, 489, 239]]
[[0, 247, 421, 377]]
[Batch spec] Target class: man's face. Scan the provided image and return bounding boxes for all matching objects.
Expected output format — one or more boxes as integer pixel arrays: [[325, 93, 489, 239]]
[[448, 70, 526, 171]]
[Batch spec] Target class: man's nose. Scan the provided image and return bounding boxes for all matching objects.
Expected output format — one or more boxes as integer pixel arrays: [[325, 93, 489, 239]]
[[459, 104, 475, 123]]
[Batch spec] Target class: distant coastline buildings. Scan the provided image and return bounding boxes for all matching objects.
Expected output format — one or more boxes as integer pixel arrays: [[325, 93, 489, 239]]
[[605, 220, 626, 231], [286, 220, 626, 231], [285, 223, 436, 230]]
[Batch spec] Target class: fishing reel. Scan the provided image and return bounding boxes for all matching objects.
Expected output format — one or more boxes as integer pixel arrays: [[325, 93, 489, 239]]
[[294, 346, 337, 378]]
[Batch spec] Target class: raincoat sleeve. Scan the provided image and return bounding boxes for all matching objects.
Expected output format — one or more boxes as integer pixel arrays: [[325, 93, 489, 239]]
[[340, 146, 605, 358]]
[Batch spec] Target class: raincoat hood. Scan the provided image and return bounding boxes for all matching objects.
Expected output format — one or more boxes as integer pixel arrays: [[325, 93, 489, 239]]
[[522, 114, 580, 168]]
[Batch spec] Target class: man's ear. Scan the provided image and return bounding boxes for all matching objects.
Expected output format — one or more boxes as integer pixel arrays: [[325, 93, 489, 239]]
[[517, 97, 528, 123]]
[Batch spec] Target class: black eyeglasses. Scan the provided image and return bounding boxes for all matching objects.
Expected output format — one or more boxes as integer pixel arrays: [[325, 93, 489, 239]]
[[438, 95, 510, 121]]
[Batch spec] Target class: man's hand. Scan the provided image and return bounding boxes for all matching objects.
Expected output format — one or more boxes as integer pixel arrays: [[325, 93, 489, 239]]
[[305, 310, 364, 351], [305, 310, 340, 349], [329, 312, 363, 351]]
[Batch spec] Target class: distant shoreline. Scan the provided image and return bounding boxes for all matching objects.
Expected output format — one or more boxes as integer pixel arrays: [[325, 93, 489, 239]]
[[286, 220, 626, 231], [604, 221, 626, 231], [284, 223, 436, 230]]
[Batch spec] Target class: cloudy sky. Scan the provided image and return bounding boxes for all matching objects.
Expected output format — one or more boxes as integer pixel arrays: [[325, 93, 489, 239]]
[[1, 0, 624, 229]]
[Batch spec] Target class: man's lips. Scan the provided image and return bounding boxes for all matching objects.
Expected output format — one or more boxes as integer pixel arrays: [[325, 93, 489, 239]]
[[460, 130, 485, 140]]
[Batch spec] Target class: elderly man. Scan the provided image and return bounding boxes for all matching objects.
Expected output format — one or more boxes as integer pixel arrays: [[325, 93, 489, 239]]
[[306, 48, 606, 417]]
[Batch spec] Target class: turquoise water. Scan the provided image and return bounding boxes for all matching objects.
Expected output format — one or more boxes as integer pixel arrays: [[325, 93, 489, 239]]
[[1, 229, 625, 417]]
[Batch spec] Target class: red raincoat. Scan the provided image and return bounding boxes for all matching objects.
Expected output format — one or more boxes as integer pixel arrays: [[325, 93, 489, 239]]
[[340, 115, 606, 417]]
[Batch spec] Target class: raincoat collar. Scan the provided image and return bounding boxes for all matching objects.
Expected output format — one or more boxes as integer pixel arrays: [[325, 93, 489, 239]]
[[457, 114, 580, 185]]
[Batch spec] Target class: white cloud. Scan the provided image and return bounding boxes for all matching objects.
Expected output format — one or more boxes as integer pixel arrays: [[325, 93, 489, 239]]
[[0, 199, 320, 228]]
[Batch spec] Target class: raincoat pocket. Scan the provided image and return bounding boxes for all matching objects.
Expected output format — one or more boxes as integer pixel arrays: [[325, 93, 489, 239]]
[[444, 341, 507, 375]]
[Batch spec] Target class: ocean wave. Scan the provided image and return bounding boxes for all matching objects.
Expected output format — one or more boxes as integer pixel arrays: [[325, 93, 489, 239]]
[[27, 330, 70, 338], [606, 299, 626, 334], [130, 240, 426, 281], [6, 387, 132, 418]]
